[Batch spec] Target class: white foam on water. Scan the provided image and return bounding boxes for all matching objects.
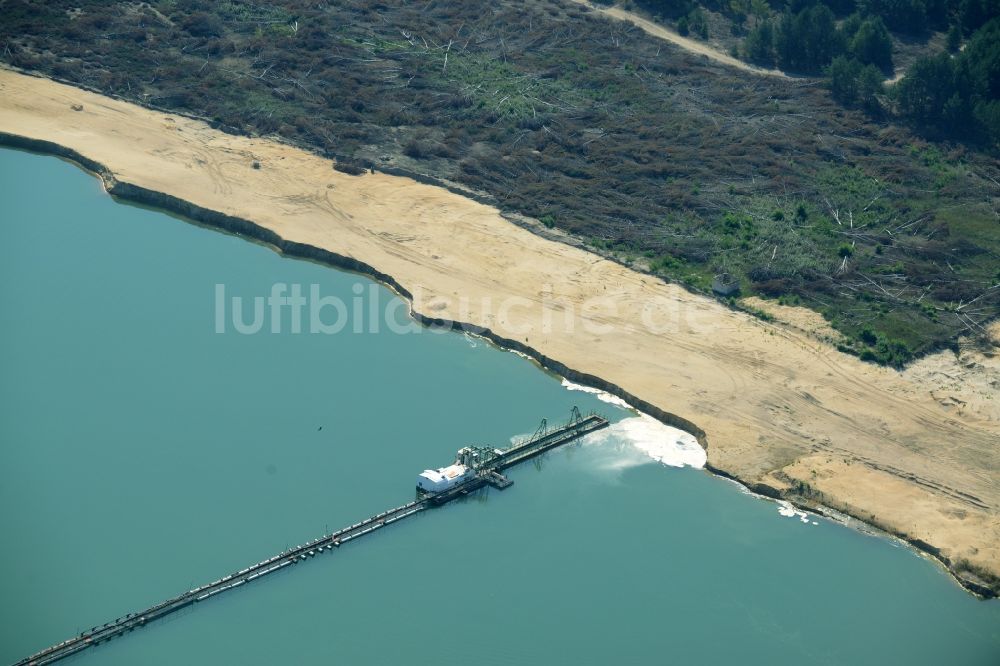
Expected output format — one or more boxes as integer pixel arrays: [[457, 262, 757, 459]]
[[562, 379, 706, 470], [612, 415, 706, 469], [721, 475, 757, 497], [560, 379, 632, 410], [776, 500, 813, 524]]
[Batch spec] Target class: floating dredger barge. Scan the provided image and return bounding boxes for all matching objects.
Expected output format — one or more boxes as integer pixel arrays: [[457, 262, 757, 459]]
[[16, 407, 608, 666], [417, 406, 609, 502]]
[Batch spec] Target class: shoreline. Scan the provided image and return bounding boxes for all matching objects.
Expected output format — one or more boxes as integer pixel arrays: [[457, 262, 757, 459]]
[[1, 69, 997, 598], [3, 133, 993, 599], [0, 130, 710, 445]]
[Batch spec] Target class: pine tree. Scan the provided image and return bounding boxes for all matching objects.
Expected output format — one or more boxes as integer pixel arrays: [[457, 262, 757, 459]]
[[744, 20, 775, 64], [850, 17, 894, 72], [946, 23, 962, 52]]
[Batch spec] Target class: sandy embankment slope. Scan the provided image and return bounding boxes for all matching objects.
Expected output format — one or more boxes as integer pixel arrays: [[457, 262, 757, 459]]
[[1, 69, 997, 595]]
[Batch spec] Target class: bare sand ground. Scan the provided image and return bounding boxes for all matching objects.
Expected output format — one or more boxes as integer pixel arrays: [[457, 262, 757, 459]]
[[897, 323, 1000, 424], [746, 298, 1000, 424], [740, 296, 846, 345], [1, 69, 997, 594]]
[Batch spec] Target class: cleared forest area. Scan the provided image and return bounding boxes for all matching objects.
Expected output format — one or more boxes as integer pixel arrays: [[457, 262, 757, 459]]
[[2, 0, 998, 364]]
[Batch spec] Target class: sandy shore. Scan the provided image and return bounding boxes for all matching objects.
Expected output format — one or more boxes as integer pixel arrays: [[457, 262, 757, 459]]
[[1, 68, 997, 595]]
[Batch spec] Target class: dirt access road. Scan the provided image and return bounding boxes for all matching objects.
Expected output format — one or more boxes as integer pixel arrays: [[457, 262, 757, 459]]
[[567, 0, 790, 78], [568, 1, 916, 84]]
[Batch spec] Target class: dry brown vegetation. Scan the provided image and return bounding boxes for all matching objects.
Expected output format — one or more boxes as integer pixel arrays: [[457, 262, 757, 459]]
[[1, 0, 998, 364]]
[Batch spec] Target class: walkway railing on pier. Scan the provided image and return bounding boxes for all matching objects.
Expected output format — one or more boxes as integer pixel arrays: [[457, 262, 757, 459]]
[[14, 407, 608, 666]]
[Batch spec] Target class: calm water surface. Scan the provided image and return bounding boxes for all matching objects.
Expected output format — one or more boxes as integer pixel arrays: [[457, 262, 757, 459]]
[[1, 148, 998, 665]]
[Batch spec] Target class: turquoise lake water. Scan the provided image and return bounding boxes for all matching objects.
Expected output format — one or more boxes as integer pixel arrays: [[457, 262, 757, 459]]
[[1, 147, 998, 664]]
